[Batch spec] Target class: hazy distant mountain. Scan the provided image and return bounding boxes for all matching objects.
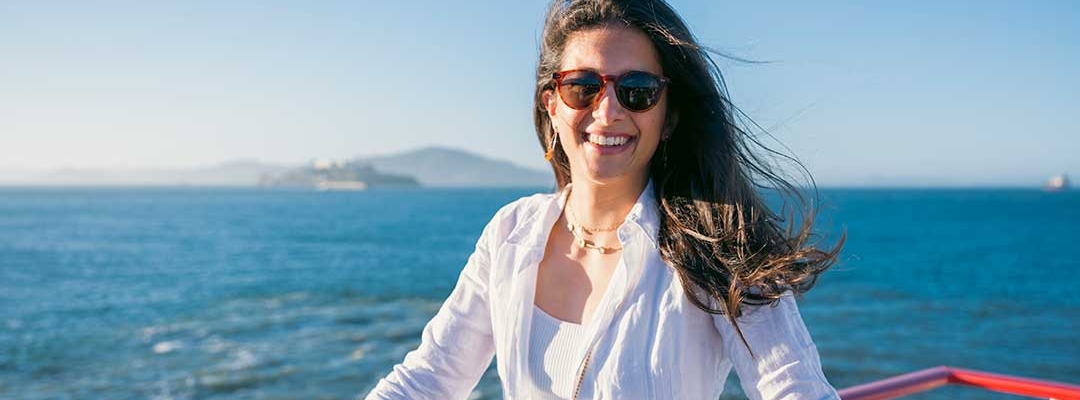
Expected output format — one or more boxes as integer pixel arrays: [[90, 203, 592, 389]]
[[0, 160, 293, 186], [0, 147, 553, 187], [358, 146, 554, 188]]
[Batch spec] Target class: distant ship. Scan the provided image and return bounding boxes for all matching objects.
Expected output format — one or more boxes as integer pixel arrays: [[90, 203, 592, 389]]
[[1043, 174, 1070, 192]]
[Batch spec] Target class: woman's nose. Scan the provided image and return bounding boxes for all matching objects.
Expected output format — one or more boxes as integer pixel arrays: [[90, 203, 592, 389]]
[[592, 82, 628, 123]]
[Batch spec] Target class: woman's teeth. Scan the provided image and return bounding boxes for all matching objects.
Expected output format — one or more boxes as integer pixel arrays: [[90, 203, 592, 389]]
[[586, 134, 630, 146]]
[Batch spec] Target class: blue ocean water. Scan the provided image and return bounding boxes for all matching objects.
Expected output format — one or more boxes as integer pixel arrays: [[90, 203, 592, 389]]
[[1, 187, 1077, 400]]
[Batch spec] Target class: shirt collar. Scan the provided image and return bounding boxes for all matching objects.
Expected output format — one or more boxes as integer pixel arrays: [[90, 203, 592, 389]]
[[625, 179, 660, 249]]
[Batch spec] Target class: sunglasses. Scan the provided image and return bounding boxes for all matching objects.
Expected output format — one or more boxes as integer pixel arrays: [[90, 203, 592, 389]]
[[552, 69, 670, 112]]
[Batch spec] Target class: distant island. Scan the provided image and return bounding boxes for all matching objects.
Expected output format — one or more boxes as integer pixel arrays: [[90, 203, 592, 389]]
[[0, 146, 555, 188], [258, 160, 419, 190]]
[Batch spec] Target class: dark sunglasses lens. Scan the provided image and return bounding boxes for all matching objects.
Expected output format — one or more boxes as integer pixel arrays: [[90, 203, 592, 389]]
[[558, 71, 603, 109], [617, 72, 663, 111]]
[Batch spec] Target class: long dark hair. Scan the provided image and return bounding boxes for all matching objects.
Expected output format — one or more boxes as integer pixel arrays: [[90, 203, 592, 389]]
[[533, 0, 843, 351]]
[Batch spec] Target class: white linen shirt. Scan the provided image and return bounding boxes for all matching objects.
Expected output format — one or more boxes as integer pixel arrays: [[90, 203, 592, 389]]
[[364, 184, 838, 400]]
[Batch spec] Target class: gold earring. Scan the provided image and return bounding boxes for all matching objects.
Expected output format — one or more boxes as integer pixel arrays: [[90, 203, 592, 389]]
[[545, 129, 559, 161]]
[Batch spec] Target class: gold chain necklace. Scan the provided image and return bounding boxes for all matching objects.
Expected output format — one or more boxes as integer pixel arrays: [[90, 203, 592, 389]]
[[564, 197, 622, 254], [566, 221, 622, 254]]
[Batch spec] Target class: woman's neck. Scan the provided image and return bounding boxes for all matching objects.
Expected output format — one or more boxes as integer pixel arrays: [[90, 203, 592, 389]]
[[566, 174, 648, 229]]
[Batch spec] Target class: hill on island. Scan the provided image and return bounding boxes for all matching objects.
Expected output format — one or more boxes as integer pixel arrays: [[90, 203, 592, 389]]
[[258, 160, 419, 189], [357, 146, 554, 188]]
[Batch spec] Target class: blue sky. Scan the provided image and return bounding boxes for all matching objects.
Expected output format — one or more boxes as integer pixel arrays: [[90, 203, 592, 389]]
[[1, 1, 1077, 186]]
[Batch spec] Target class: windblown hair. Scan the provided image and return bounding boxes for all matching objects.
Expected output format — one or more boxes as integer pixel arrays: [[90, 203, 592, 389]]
[[533, 0, 843, 349]]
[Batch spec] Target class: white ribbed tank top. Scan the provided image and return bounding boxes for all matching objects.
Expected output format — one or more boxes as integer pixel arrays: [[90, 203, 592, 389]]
[[527, 305, 591, 399]]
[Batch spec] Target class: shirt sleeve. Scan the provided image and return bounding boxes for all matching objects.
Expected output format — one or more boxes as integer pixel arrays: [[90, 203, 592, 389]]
[[363, 218, 498, 400], [713, 293, 839, 400]]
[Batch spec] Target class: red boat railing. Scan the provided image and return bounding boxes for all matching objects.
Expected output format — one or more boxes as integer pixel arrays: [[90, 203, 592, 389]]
[[838, 366, 1080, 400]]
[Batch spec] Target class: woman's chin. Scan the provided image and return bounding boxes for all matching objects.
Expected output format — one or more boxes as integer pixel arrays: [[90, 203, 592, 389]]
[[577, 162, 649, 185]]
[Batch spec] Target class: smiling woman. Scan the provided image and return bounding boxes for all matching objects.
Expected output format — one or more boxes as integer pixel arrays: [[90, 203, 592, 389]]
[[364, 0, 842, 399]]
